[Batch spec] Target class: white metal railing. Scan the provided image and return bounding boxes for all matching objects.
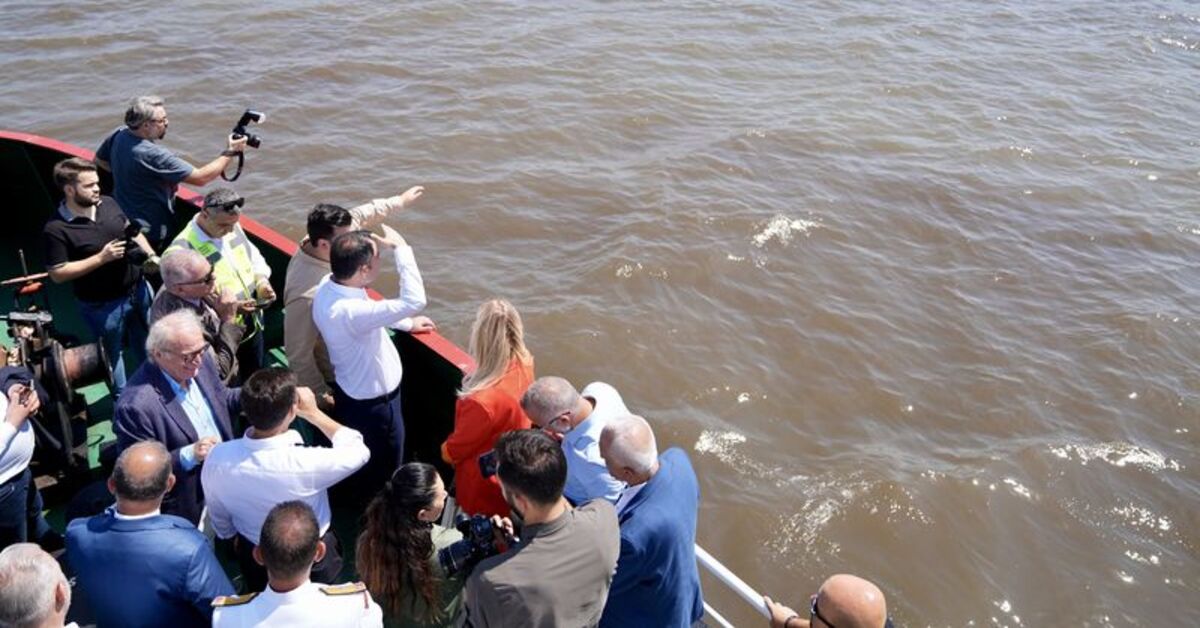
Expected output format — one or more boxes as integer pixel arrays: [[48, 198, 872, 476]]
[[695, 544, 770, 627]]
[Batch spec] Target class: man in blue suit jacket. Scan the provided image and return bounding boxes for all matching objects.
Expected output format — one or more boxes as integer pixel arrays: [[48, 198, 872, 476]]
[[114, 310, 239, 524], [598, 414, 703, 628], [67, 440, 234, 628]]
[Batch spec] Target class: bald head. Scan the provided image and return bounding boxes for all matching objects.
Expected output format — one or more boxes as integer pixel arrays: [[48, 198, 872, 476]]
[[521, 376, 581, 428], [600, 414, 659, 486], [111, 440, 173, 503], [815, 574, 888, 628]]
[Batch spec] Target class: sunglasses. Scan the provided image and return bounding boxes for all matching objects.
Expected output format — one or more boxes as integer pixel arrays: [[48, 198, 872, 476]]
[[179, 270, 216, 286], [810, 594, 894, 628], [205, 197, 245, 212]]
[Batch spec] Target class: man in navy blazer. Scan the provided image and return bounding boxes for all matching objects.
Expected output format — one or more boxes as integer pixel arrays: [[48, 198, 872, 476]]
[[67, 440, 234, 628], [113, 310, 239, 524], [598, 414, 703, 628]]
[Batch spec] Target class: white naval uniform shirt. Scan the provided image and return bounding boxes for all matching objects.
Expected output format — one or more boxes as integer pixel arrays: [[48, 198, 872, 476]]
[[212, 581, 383, 628], [312, 245, 426, 400], [201, 427, 370, 545]]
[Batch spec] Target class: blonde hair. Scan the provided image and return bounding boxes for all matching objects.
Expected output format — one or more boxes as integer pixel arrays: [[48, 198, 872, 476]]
[[459, 299, 531, 397]]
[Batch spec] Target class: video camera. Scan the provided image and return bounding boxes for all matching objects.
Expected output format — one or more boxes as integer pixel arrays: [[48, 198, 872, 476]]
[[437, 513, 505, 577], [232, 109, 266, 148]]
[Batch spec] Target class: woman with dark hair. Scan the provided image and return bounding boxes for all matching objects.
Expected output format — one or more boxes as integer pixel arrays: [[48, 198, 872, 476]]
[[357, 463, 464, 628]]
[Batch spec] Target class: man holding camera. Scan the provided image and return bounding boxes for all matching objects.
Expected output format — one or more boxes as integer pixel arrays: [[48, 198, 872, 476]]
[[96, 95, 247, 247], [166, 187, 275, 377], [463, 429, 620, 628], [42, 158, 158, 396]]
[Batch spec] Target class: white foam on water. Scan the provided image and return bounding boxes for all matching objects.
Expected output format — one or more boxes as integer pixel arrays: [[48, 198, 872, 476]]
[[615, 262, 642, 278], [751, 214, 819, 247], [1002, 478, 1033, 499], [1048, 442, 1182, 472], [1124, 550, 1161, 566], [1112, 504, 1173, 532]]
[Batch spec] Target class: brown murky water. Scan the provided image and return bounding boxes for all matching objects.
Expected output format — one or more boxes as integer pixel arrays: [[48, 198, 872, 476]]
[[3, 1, 1198, 625]]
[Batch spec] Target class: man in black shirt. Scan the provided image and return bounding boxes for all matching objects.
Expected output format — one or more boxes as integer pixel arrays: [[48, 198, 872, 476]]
[[42, 158, 158, 396]]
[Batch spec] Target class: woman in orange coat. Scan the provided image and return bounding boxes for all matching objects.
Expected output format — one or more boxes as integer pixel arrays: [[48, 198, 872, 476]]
[[440, 299, 534, 516]]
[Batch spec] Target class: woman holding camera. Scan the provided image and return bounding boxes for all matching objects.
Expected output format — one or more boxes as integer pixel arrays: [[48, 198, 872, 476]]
[[357, 463, 464, 628], [440, 299, 535, 517]]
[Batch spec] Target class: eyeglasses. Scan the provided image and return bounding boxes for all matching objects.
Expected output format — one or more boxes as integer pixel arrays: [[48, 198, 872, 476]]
[[810, 594, 893, 628], [172, 342, 210, 362], [147, 117, 167, 124], [179, 270, 216, 286], [204, 197, 245, 212]]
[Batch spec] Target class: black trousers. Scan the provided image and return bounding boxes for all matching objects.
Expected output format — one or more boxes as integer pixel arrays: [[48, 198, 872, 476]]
[[236, 527, 342, 592]]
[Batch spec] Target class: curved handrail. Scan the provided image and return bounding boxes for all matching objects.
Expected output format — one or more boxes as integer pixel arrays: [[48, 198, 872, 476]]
[[696, 544, 770, 624]]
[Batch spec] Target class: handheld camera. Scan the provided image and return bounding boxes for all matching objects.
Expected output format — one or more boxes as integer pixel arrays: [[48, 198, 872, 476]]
[[437, 513, 504, 576], [232, 109, 266, 148]]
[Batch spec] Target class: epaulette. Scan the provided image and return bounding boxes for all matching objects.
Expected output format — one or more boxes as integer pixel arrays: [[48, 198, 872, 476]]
[[320, 582, 367, 596], [212, 592, 258, 607]]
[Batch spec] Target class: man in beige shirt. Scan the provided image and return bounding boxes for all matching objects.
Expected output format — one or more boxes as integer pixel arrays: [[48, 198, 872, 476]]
[[282, 188, 434, 405]]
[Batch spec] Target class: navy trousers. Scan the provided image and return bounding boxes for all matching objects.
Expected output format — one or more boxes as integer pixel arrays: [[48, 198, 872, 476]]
[[330, 383, 404, 507]]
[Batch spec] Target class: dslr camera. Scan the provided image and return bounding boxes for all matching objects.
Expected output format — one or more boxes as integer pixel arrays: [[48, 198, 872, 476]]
[[437, 513, 503, 577], [122, 221, 150, 266], [232, 109, 266, 148]]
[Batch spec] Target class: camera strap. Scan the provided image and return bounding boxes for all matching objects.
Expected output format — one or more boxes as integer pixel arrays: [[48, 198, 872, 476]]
[[221, 152, 245, 182]]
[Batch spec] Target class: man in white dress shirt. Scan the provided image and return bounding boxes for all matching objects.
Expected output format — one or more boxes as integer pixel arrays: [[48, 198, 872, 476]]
[[201, 367, 369, 591], [312, 224, 425, 504], [521, 376, 627, 505], [212, 501, 383, 628]]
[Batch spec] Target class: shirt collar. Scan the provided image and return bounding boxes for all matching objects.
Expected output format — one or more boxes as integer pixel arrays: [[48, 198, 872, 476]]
[[191, 216, 230, 245], [321, 275, 365, 297], [110, 506, 161, 521], [263, 580, 316, 603], [57, 199, 99, 223], [297, 243, 331, 270], [521, 506, 574, 539], [162, 369, 193, 395], [242, 429, 303, 449]]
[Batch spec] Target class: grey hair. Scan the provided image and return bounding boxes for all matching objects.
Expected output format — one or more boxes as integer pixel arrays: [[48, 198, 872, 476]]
[[0, 544, 66, 628], [125, 95, 164, 128], [520, 376, 580, 425], [203, 187, 242, 213], [160, 249, 208, 288], [601, 414, 658, 475], [146, 309, 204, 357]]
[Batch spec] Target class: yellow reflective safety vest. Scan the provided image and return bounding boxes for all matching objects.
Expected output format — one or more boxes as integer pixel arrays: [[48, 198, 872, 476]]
[[166, 219, 261, 328]]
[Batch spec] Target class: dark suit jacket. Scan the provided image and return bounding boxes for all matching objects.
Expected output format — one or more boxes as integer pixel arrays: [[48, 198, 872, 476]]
[[66, 509, 234, 628], [599, 448, 704, 628], [148, 291, 245, 385], [113, 356, 238, 523]]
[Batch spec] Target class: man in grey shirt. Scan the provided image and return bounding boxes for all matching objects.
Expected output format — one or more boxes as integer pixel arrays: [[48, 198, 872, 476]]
[[464, 430, 620, 628]]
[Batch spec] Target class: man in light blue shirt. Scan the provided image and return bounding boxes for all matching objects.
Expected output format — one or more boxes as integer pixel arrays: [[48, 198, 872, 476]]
[[521, 377, 627, 504], [114, 310, 239, 524]]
